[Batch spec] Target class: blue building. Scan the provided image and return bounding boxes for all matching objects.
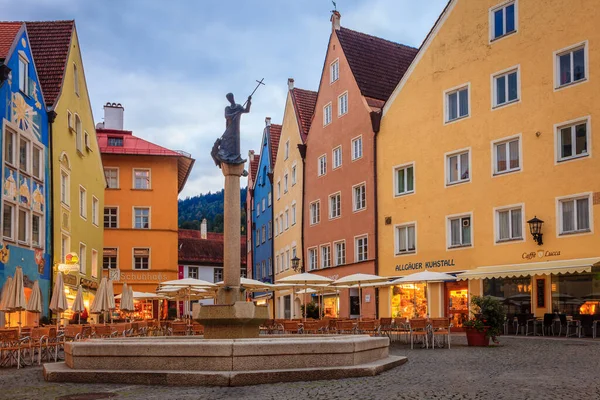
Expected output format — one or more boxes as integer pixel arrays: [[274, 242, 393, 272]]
[[0, 23, 51, 324], [252, 119, 281, 285]]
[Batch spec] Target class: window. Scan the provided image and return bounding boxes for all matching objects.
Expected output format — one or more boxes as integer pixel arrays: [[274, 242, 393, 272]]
[[75, 115, 82, 153], [32, 146, 42, 180], [494, 137, 520, 174], [18, 56, 28, 94], [310, 201, 320, 225], [274, 217, 279, 236], [261, 226, 266, 243], [334, 241, 345, 266], [338, 92, 348, 116], [18, 209, 28, 243], [333, 146, 342, 169], [268, 258, 273, 275], [446, 150, 470, 185], [268, 191, 272, 206], [318, 155, 327, 176], [329, 193, 341, 219], [256, 201, 260, 217], [107, 136, 123, 147], [285, 250, 290, 270], [133, 248, 150, 270], [277, 181, 281, 199], [61, 235, 70, 263], [491, 1, 516, 40], [556, 43, 587, 88], [188, 266, 198, 279], [292, 203, 296, 225], [396, 224, 416, 254], [19, 137, 29, 173], [79, 243, 87, 274], [275, 255, 280, 273], [395, 164, 415, 195], [284, 174, 288, 193], [321, 245, 331, 268], [557, 118, 589, 162], [79, 186, 87, 218], [308, 248, 318, 271], [73, 63, 80, 96], [60, 170, 70, 205], [5, 129, 15, 166], [448, 215, 472, 248], [330, 59, 339, 83], [134, 207, 150, 229], [103, 248, 117, 269], [104, 207, 118, 228], [255, 229, 260, 247], [352, 136, 362, 160], [291, 165, 297, 185], [284, 140, 289, 160], [268, 221, 272, 239], [133, 169, 150, 189], [3, 203, 14, 240], [445, 85, 469, 122], [559, 196, 590, 234], [284, 210, 289, 229], [91, 249, 98, 278], [214, 268, 223, 282], [262, 198, 266, 211], [92, 197, 99, 226], [496, 206, 523, 242], [323, 103, 332, 126], [104, 168, 119, 189], [355, 236, 368, 262], [353, 183, 366, 211], [32, 214, 41, 247], [493, 68, 519, 107], [279, 215, 283, 233]]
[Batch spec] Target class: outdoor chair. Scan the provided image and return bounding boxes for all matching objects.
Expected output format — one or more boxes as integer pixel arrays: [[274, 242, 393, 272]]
[[336, 320, 355, 334], [378, 318, 393, 338], [565, 316, 581, 338], [302, 321, 320, 334], [557, 314, 568, 337], [409, 318, 429, 349], [63, 325, 83, 342], [0, 329, 30, 368], [357, 320, 377, 335], [430, 318, 451, 349], [191, 323, 204, 335], [92, 325, 116, 338], [327, 319, 339, 334], [283, 321, 301, 334], [170, 322, 188, 336], [393, 317, 409, 343], [515, 314, 534, 335], [27, 327, 49, 365], [578, 315, 594, 337], [542, 313, 555, 336], [593, 319, 600, 339]]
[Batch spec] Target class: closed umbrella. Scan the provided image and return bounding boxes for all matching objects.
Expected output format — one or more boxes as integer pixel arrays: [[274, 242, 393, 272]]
[[0, 277, 13, 327], [8, 267, 27, 335], [72, 285, 85, 324], [106, 279, 116, 323], [90, 277, 110, 324], [26, 280, 42, 326], [49, 272, 69, 330], [333, 273, 388, 320]]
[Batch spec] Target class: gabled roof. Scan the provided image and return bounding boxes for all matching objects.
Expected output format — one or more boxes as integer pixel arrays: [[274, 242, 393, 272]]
[[0, 22, 22, 60], [269, 124, 282, 169], [178, 229, 247, 266], [249, 153, 260, 184], [290, 87, 317, 143], [336, 27, 418, 102], [25, 21, 74, 107], [97, 128, 195, 193]]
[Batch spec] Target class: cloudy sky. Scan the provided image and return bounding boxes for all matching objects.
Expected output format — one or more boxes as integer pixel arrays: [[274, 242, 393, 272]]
[[3, 0, 447, 198]]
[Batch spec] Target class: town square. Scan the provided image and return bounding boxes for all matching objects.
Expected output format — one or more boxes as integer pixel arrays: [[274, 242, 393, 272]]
[[0, 0, 599, 399]]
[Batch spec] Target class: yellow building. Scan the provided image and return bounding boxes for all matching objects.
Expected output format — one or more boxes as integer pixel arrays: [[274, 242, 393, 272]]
[[272, 79, 316, 319], [27, 21, 105, 316], [378, 0, 600, 327]]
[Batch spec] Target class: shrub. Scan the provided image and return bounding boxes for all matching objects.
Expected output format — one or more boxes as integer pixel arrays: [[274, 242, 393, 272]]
[[463, 295, 505, 343]]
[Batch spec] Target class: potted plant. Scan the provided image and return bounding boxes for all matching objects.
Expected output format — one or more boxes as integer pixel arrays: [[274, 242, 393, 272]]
[[463, 295, 505, 346]]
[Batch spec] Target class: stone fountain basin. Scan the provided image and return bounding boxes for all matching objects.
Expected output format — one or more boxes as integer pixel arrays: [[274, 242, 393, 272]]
[[43, 335, 406, 386]]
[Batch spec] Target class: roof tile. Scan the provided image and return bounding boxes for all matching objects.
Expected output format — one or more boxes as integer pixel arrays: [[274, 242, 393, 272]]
[[269, 124, 282, 169], [249, 153, 260, 183], [178, 230, 247, 265], [0, 22, 22, 60], [290, 87, 317, 143]]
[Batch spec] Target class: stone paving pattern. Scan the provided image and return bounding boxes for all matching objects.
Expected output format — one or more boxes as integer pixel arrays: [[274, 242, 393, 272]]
[[1, 335, 599, 400]]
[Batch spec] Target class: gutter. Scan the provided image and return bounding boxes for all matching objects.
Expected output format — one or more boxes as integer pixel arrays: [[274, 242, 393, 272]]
[[297, 143, 307, 275], [47, 110, 57, 320]]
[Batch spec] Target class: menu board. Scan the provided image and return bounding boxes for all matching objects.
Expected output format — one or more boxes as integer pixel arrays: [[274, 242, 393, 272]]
[[536, 279, 545, 308]]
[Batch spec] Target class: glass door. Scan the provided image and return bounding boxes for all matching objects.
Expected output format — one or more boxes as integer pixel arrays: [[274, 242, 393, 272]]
[[445, 281, 468, 331]]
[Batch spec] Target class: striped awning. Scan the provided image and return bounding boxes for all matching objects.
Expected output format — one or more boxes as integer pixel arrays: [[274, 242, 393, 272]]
[[456, 257, 600, 281]]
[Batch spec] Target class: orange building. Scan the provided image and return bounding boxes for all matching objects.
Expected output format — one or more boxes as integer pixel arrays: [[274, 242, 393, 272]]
[[302, 12, 417, 318], [98, 103, 194, 306]]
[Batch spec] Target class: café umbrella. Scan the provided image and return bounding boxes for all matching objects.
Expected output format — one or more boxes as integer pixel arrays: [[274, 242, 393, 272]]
[[72, 285, 85, 324], [277, 273, 334, 320], [90, 277, 111, 324], [26, 280, 43, 326], [106, 279, 116, 323], [0, 276, 13, 327], [332, 273, 388, 320], [390, 270, 457, 284], [7, 267, 27, 335], [159, 278, 216, 320], [49, 272, 69, 331]]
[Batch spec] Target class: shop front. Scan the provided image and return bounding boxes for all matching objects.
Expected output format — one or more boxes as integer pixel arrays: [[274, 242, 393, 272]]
[[445, 281, 468, 330], [323, 295, 338, 318], [390, 282, 428, 320]]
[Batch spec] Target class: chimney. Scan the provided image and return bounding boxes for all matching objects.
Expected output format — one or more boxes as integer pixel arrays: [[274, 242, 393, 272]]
[[200, 218, 207, 240], [248, 150, 255, 162], [265, 117, 271, 127], [287, 78, 294, 90], [331, 11, 341, 31], [103, 102, 124, 130]]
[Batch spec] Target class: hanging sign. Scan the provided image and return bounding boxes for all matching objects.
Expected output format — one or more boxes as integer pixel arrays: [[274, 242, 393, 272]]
[[58, 263, 80, 273]]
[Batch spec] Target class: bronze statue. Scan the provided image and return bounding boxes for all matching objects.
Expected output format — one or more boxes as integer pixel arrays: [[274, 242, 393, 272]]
[[211, 93, 251, 168]]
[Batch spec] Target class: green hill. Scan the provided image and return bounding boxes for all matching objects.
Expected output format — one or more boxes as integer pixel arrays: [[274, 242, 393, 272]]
[[178, 188, 247, 234]]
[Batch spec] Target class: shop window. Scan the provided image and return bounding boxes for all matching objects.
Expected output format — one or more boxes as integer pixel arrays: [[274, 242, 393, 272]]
[[391, 283, 428, 319], [484, 277, 531, 315]]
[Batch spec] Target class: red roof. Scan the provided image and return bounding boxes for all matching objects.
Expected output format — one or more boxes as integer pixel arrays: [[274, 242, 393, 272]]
[[0, 22, 22, 60], [98, 128, 195, 193], [337, 27, 418, 102], [25, 21, 74, 107], [269, 124, 282, 169], [290, 87, 317, 143], [178, 229, 247, 266], [249, 153, 260, 184]]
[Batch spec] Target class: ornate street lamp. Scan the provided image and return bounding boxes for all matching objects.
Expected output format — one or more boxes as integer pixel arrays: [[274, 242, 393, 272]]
[[291, 256, 301, 272], [527, 216, 544, 246]]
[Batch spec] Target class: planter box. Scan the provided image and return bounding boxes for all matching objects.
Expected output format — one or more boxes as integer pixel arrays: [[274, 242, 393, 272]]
[[465, 327, 490, 347]]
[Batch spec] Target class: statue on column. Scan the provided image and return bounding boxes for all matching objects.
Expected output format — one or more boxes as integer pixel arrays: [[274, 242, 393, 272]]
[[211, 93, 251, 168]]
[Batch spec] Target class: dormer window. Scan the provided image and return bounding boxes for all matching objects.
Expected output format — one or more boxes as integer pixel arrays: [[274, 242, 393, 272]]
[[108, 137, 123, 147], [18, 56, 29, 94]]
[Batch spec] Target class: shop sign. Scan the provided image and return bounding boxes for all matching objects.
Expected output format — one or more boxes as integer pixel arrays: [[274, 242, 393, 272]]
[[395, 259, 455, 271], [63, 274, 78, 287], [522, 250, 561, 260], [81, 278, 98, 290], [57, 263, 80, 273]]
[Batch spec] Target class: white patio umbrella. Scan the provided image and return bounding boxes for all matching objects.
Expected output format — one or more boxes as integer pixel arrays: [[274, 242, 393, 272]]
[[390, 270, 457, 284], [332, 273, 388, 320], [26, 280, 42, 326], [106, 279, 116, 323], [277, 273, 334, 320], [50, 272, 69, 331], [215, 277, 273, 290], [159, 278, 216, 320], [72, 285, 85, 324], [7, 267, 27, 335], [90, 277, 111, 324], [0, 276, 13, 327]]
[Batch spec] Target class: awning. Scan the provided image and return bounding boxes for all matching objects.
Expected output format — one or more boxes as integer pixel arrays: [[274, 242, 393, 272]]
[[456, 257, 600, 280]]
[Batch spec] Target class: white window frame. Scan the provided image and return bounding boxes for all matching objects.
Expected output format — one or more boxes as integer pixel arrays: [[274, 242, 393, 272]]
[[323, 103, 332, 126], [104, 167, 119, 189], [491, 65, 520, 109], [330, 58, 339, 83], [333, 240, 346, 266], [133, 206, 151, 229], [494, 204, 525, 243], [556, 193, 593, 237], [393, 162, 415, 197], [284, 208, 289, 230], [489, 0, 518, 42], [75, 114, 83, 153], [79, 242, 87, 274], [60, 168, 70, 206], [73, 63, 80, 96], [329, 192, 341, 220], [309, 200, 320, 226], [2, 202, 15, 241], [395, 222, 417, 255], [79, 185, 87, 219], [320, 244, 331, 269], [554, 116, 591, 164], [91, 249, 98, 278], [268, 191, 272, 207], [351, 135, 363, 161], [355, 234, 368, 263], [445, 148, 471, 186], [32, 145, 43, 180], [284, 173, 288, 193], [284, 140, 290, 160], [554, 41, 588, 91], [133, 168, 151, 190], [92, 196, 99, 226], [352, 182, 366, 212], [338, 91, 348, 117], [291, 202, 296, 225], [18, 55, 29, 94], [277, 181, 281, 200], [491, 134, 522, 176], [318, 154, 327, 176], [291, 164, 297, 186], [308, 247, 318, 271], [104, 206, 119, 229], [443, 83, 470, 124], [31, 213, 43, 248], [262, 198, 266, 211], [274, 217, 279, 236], [17, 208, 29, 244], [446, 212, 473, 250]]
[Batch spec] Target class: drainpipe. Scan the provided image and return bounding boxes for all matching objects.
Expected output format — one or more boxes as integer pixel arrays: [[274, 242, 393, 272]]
[[297, 143, 307, 275], [47, 109, 57, 321], [370, 111, 381, 319]]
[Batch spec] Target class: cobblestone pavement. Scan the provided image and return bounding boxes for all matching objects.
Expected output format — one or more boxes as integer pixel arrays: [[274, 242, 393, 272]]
[[1, 335, 599, 400]]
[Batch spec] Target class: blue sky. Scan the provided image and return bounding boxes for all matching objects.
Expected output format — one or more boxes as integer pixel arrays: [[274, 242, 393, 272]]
[[3, 0, 447, 198]]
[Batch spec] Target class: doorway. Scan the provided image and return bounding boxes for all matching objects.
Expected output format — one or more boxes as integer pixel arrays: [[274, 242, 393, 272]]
[[283, 295, 291, 319], [445, 281, 468, 331]]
